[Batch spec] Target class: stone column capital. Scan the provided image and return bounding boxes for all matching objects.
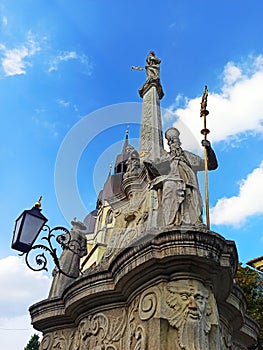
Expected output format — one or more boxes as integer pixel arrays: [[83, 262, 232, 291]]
[[139, 78, 164, 100]]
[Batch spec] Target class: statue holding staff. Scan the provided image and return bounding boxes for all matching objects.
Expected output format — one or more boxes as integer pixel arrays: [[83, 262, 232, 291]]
[[149, 127, 217, 227]]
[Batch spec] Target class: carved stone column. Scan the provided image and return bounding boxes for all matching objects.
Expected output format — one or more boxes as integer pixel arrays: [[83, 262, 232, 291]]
[[139, 82, 164, 162]]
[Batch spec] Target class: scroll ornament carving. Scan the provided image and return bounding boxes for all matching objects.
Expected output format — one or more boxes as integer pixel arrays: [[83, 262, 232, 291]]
[[72, 310, 126, 350], [39, 334, 52, 350], [39, 330, 75, 350], [134, 325, 146, 350], [128, 296, 139, 339], [139, 289, 158, 321], [128, 296, 146, 350]]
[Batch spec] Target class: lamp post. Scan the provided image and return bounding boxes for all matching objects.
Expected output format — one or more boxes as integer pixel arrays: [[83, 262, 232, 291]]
[[11, 197, 84, 278]]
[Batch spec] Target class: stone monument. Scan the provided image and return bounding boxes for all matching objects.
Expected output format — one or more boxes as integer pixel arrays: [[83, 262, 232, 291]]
[[30, 52, 259, 349]]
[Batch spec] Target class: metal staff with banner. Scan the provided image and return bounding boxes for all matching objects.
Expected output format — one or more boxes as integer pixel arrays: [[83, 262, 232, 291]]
[[200, 85, 211, 230]]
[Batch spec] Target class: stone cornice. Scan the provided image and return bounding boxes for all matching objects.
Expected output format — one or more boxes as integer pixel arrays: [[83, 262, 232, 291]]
[[30, 228, 238, 332]]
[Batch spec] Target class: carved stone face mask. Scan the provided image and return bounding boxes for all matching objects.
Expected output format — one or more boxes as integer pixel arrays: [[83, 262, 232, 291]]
[[167, 279, 209, 324], [166, 279, 212, 350]]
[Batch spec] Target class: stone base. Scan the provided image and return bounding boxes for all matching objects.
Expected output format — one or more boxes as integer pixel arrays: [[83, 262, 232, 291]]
[[30, 228, 259, 349]]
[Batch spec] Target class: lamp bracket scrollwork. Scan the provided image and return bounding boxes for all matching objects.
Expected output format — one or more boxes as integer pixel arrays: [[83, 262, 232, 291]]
[[20, 225, 84, 278]]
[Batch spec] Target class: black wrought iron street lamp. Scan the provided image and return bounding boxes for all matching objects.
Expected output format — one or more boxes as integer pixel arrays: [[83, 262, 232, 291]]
[[11, 197, 83, 278], [11, 197, 48, 253]]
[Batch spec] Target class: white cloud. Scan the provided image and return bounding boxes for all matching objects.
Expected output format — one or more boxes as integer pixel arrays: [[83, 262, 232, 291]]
[[210, 162, 263, 226], [0, 255, 50, 349], [57, 99, 79, 112], [166, 55, 263, 152], [223, 61, 242, 85], [58, 99, 70, 107], [56, 51, 77, 64], [1, 46, 29, 76], [0, 251, 79, 348], [48, 50, 92, 75], [0, 32, 40, 76], [0, 256, 51, 317], [0, 314, 42, 350]]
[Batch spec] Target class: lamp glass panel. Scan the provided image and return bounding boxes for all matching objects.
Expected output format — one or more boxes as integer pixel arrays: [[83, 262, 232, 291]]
[[20, 214, 45, 245], [12, 215, 23, 245]]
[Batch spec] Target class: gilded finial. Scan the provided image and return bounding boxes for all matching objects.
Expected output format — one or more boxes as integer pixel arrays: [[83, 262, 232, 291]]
[[125, 128, 129, 141], [200, 85, 209, 117], [34, 196, 42, 208]]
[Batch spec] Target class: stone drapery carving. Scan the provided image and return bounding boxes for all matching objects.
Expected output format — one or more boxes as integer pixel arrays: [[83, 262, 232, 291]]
[[105, 191, 149, 252], [162, 128, 204, 226], [165, 279, 220, 350], [123, 192, 149, 229], [145, 51, 161, 81], [138, 51, 164, 99], [102, 124, 218, 256], [150, 127, 218, 227], [49, 219, 87, 298]]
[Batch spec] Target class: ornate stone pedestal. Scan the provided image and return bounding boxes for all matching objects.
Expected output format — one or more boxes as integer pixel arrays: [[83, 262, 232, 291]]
[[30, 227, 259, 349], [30, 52, 259, 349]]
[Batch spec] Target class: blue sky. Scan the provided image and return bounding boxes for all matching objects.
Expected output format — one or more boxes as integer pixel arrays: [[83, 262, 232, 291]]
[[0, 0, 263, 348]]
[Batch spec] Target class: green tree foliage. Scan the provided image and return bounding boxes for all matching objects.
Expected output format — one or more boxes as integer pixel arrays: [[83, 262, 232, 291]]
[[24, 334, 40, 350], [235, 263, 263, 346]]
